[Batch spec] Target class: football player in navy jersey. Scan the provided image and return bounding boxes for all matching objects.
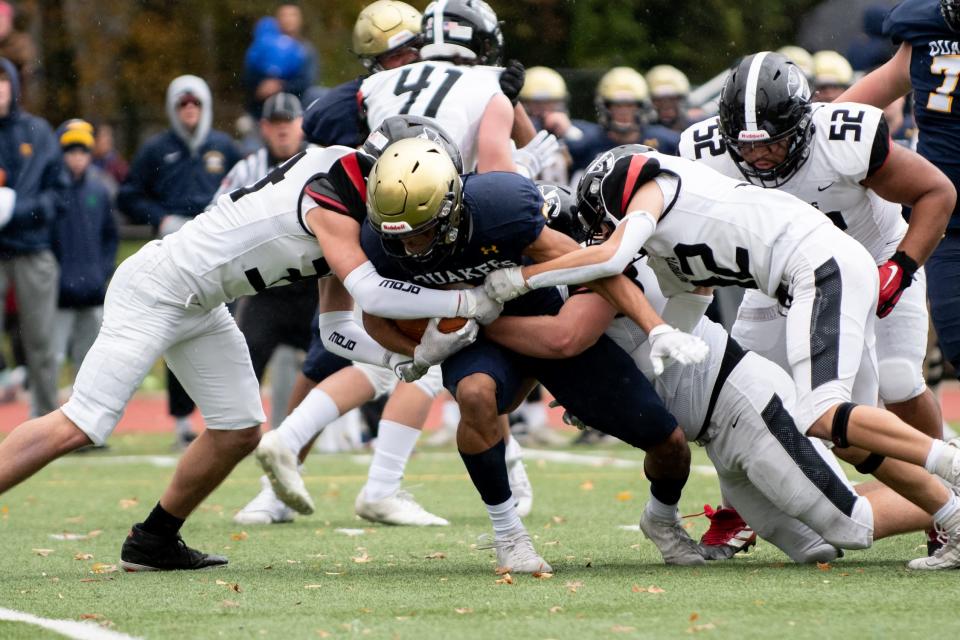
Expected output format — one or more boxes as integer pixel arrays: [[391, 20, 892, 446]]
[[358, 137, 710, 569], [839, 0, 960, 407]]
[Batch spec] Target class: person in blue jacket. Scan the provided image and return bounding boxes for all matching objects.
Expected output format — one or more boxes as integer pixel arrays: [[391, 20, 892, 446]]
[[51, 119, 117, 384], [118, 74, 241, 447], [0, 57, 61, 417]]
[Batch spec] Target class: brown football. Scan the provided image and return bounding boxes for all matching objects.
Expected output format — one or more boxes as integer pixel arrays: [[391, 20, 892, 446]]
[[394, 317, 468, 342]]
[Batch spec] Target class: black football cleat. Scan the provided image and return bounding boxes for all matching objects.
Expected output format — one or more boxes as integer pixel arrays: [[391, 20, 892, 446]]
[[120, 523, 228, 572]]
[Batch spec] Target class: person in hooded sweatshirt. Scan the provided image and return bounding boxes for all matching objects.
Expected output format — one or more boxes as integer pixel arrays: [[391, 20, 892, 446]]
[[118, 74, 241, 448], [0, 57, 62, 417], [51, 119, 117, 386]]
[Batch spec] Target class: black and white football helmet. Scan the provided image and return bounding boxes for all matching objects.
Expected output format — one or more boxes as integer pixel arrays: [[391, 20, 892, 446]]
[[537, 183, 589, 244], [362, 114, 464, 173], [718, 51, 814, 188], [943, 0, 960, 32], [421, 0, 503, 65], [575, 144, 658, 239]]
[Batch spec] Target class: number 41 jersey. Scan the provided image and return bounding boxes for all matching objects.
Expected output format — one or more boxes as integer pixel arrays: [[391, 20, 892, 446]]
[[359, 60, 503, 172], [161, 145, 357, 310], [679, 102, 905, 265]]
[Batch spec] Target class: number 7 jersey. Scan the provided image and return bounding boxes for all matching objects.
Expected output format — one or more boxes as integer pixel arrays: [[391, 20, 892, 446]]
[[679, 102, 906, 265], [359, 60, 503, 172]]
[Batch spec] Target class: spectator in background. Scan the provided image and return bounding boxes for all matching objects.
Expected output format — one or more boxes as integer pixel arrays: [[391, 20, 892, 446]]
[[91, 121, 128, 194], [646, 65, 694, 132], [243, 11, 313, 119], [276, 3, 318, 87], [51, 119, 117, 385], [0, 2, 35, 104], [0, 57, 61, 417], [118, 74, 241, 448]]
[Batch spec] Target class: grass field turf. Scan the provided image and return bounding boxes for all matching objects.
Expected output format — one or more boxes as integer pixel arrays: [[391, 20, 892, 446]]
[[0, 434, 955, 639]]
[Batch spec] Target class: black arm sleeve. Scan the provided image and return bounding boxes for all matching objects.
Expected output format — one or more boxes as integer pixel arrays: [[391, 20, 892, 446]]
[[867, 115, 892, 178]]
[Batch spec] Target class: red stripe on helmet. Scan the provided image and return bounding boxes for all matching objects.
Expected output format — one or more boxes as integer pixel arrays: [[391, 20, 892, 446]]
[[621, 154, 647, 216]]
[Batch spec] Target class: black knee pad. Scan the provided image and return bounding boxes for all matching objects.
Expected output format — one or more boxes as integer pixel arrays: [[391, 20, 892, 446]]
[[830, 402, 858, 448], [854, 453, 885, 475]]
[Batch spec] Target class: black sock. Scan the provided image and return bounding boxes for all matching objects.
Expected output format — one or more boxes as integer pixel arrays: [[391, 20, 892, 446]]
[[459, 439, 512, 506], [140, 502, 185, 538], [646, 472, 688, 507]]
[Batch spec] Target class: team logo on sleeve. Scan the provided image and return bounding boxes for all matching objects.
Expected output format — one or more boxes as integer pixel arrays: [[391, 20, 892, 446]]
[[203, 150, 226, 174]]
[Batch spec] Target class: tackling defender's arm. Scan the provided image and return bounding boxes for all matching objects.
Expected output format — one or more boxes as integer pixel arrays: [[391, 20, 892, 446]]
[[836, 43, 913, 108]]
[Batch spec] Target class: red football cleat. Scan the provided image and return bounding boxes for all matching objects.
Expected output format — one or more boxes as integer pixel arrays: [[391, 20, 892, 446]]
[[698, 504, 757, 560]]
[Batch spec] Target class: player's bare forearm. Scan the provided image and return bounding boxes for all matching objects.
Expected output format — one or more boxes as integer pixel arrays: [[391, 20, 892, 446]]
[[484, 293, 615, 359], [589, 275, 665, 334], [476, 94, 518, 173], [362, 312, 417, 357], [317, 276, 356, 313], [897, 188, 955, 264], [511, 104, 537, 147], [837, 43, 913, 107]]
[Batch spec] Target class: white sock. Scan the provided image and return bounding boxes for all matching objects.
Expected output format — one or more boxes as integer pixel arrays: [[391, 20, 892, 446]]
[[934, 493, 960, 527], [925, 439, 948, 474], [487, 497, 523, 536], [441, 399, 461, 427], [277, 389, 340, 454], [520, 400, 547, 429], [365, 420, 421, 501], [645, 495, 678, 522], [504, 434, 522, 465]]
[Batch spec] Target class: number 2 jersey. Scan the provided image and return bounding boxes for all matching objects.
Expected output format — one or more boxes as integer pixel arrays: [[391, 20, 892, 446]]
[[161, 145, 362, 310], [679, 102, 905, 265], [607, 150, 830, 298], [359, 60, 503, 172], [885, 0, 960, 223]]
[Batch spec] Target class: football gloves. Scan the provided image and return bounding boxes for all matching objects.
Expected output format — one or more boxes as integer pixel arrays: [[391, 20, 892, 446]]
[[876, 250, 918, 318], [484, 266, 529, 304], [647, 324, 710, 376], [499, 59, 525, 106], [459, 286, 504, 325], [513, 129, 561, 180]]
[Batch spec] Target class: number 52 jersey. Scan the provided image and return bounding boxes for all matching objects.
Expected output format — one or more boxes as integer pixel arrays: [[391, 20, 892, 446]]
[[679, 102, 906, 265], [359, 60, 503, 172]]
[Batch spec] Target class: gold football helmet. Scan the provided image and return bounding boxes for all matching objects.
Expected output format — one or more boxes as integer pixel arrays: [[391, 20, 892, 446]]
[[367, 138, 463, 262], [812, 50, 853, 88], [645, 65, 690, 98], [519, 66, 568, 103], [352, 0, 422, 71], [595, 67, 649, 134], [777, 45, 815, 79]]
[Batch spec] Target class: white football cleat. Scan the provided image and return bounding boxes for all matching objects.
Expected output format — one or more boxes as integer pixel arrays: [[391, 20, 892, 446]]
[[908, 508, 960, 570], [639, 508, 706, 566], [354, 487, 449, 526], [507, 457, 533, 518], [478, 528, 552, 574], [233, 476, 295, 525], [255, 430, 314, 515]]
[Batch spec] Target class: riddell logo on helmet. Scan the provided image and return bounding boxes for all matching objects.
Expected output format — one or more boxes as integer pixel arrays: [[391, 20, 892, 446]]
[[381, 221, 413, 233], [738, 130, 771, 142]]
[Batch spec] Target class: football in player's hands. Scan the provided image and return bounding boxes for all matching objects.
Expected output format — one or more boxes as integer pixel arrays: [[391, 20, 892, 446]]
[[394, 317, 469, 343]]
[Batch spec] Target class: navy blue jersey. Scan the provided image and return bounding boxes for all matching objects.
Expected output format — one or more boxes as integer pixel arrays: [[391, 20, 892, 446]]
[[567, 121, 680, 174], [885, 0, 960, 220], [302, 78, 367, 147], [361, 171, 544, 289]]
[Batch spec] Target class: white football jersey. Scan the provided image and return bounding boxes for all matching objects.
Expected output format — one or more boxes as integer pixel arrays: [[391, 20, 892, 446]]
[[360, 60, 503, 171], [635, 152, 830, 299], [679, 103, 906, 264], [605, 258, 727, 440], [162, 146, 355, 309]]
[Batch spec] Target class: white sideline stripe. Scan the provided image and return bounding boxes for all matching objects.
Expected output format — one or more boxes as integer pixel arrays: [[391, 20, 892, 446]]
[[0, 607, 141, 640], [52, 455, 178, 468]]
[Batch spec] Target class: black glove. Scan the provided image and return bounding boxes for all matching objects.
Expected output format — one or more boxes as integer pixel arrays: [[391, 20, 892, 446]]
[[499, 59, 525, 106]]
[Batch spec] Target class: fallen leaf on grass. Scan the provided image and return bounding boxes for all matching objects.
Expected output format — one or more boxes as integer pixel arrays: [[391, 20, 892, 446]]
[[221, 600, 240, 608], [816, 562, 831, 571], [230, 531, 249, 541], [1, 505, 9, 519], [90, 563, 117, 574], [316, 631, 331, 638], [632, 584, 665, 594], [304, 584, 323, 589], [579, 481, 594, 491], [454, 608, 473, 615], [352, 552, 372, 564], [74, 553, 94, 561], [495, 566, 512, 575], [612, 625, 635, 633], [495, 573, 514, 585], [215, 579, 241, 593], [87, 530, 103, 538], [80, 613, 104, 621], [551, 516, 566, 525], [687, 623, 716, 633], [424, 552, 446, 560], [544, 540, 561, 546], [565, 580, 584, 593], [616, 491, 633, 502], [689, 613, 700, 622], [532, 571, 553, 580], [549, 606, 563, 614], [32, 548, 54, 557], [118, 498, 139, 510]]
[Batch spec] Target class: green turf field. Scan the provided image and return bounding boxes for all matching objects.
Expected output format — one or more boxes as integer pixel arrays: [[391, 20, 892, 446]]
[[0, 434, 954, 639]]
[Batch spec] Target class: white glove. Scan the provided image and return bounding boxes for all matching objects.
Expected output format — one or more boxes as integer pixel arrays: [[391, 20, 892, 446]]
[[459, 286, 503, 325], [159, 214, 190, 238], [513, 130, 560, 179], [647, 324, 710, 377], [0, 186, 15, 229], [484, 266, 529, 304], [395, 359, 430, 383], [413, 318, 479, 367]]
